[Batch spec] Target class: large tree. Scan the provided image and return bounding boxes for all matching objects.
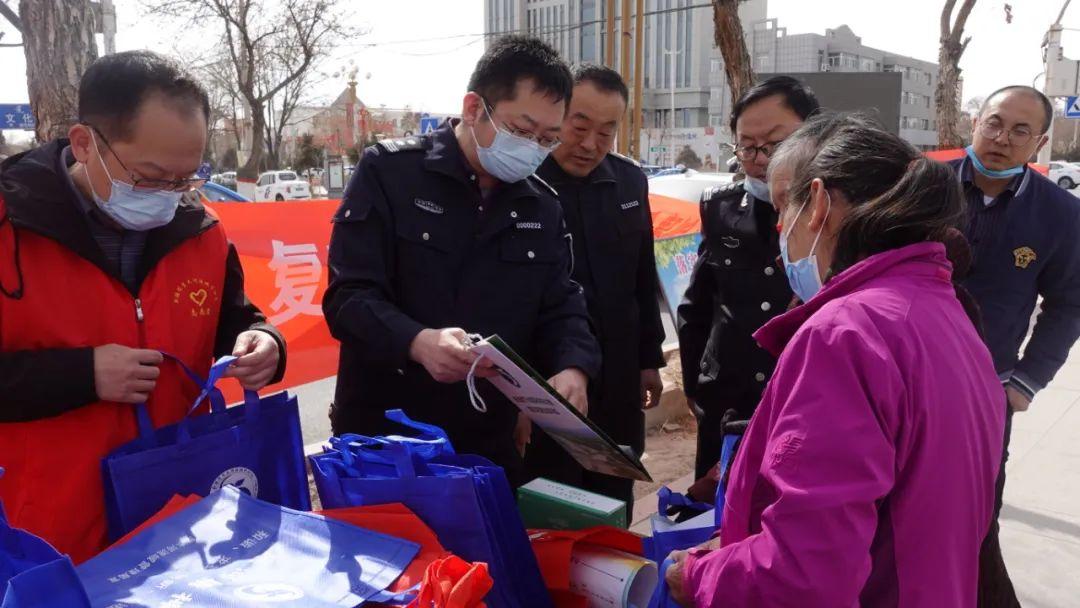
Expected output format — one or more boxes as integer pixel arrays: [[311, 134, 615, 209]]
[[935, 0, 977, 149], [712, 0, 755, 109], [149, 0, 352, 190], [17, 0, 99, 141]]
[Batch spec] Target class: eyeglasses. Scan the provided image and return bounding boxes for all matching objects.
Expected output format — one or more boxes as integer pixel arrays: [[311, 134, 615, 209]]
[[734, 140, 785, 162], [86, 124, 212, 192], [482, 101, 561, 150], [977, 119, 1038, 146]]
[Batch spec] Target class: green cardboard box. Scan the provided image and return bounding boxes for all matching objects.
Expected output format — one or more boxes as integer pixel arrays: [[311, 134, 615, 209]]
[[517, 477, 627, 530]]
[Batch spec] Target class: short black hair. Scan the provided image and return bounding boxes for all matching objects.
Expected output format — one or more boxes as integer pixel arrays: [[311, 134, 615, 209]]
[[572, 63, 629, 105], [468, 35, 573, 107], [729, 75, 820, 133], [78, 50, 210, 141], [981, 85, 1054, 134]]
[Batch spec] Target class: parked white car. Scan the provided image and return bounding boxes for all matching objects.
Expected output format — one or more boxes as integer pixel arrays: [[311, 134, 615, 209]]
[[255, 170, 311, 201], [1049, 162, 1080, 190]]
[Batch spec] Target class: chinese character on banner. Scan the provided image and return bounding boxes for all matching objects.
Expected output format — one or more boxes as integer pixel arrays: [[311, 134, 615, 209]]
[[267, 240, 323, 325]]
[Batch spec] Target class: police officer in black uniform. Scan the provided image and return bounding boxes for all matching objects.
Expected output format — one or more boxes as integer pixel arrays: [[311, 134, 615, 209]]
[[524, 65, 666, 509], [677, 77, 820, 479], [323, 36, 600, 484]]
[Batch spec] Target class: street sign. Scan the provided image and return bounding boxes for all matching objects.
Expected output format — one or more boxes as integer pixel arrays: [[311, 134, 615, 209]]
[[1067, 96, 1080, 119], [0, 104, 34, 130], [420, 117, 440, 134]]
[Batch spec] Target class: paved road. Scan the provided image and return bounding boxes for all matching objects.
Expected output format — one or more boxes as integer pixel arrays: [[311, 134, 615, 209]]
[[290, 377, 335, 451]]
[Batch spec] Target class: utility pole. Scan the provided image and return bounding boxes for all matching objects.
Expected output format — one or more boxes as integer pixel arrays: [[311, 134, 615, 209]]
[[631, 0, 644, 161], [1040, 0, 1074, 164], [664, 48, 681, 167], [100, 0, 116, 54], [618, 0, 632, 155], [605, 0, 616, 67]]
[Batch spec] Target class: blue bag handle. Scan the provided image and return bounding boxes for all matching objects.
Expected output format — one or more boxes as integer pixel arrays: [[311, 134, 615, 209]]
[[384, 409, 456, 454], [647, 557, 678, 608], [714, 433, 741, 527], [657, 486, 713, 519], [134, 354, 261, 445], [329, 435, 418, 479]]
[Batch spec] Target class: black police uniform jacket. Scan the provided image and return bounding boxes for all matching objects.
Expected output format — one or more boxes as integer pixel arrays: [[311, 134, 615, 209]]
[[536, 153, 665, 451], [676, 181, 792, 421], [323, 122, 601, 468]]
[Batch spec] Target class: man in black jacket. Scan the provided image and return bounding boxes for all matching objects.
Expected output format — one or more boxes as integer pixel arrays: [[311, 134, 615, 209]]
[[677, 77, 819, 479], [323, 37, 600, 485], [524, 64, 666, 508]]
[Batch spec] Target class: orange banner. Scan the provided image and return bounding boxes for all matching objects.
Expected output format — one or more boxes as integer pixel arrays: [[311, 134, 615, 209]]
[[209, 194, 703, 400]]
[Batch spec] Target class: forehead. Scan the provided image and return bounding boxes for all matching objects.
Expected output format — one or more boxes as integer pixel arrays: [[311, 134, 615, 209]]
[[982, 91, 1045, 127], [736, 94, 803, 138], [568, 81, 625, 122], [493, 79, 567, 129]]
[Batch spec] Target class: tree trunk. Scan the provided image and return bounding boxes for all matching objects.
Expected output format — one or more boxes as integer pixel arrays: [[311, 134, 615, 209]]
[[713, 0, 755, 109], [935, 40, 966, 148], [19, 0, 99, 142], [241, 99, 265, 180], [935, 0, 977, 149]]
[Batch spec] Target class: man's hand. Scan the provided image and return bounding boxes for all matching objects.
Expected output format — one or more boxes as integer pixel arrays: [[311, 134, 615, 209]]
[[514, 414, 532, 456], [223, 330, 280, 390], [666, 537, 721, 606], [409, 328, 494, 383], [549, 368, 588, 415], [641, 368, 664, 410], [1006, 385, 1032, 413], [93, 344, 163, 404]]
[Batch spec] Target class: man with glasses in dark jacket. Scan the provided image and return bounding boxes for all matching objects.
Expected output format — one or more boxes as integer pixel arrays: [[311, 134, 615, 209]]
[[677, 76, 819, 480]]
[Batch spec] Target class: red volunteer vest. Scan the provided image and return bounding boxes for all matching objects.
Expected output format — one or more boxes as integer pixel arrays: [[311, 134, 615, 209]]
[[0, 195, 228, 563]]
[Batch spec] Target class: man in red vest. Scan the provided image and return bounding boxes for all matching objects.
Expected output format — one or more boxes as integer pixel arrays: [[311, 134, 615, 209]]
[[0, 50, 285, 562]]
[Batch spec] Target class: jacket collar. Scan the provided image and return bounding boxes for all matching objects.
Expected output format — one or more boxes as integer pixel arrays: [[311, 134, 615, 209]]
[[423, 119, 547, 203], [0, 139, 217, 289], [754, 241, 954, 357], [537, 154, 617, 186]]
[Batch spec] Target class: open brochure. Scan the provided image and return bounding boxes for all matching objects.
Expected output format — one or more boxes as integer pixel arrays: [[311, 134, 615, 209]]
[[468, 335, 653, 482]]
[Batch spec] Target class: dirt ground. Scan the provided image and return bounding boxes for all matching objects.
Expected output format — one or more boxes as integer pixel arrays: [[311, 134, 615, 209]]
[[633, 410, 699, 501]]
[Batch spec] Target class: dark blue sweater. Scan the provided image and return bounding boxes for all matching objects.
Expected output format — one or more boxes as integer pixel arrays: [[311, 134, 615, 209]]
[[951, 157, 1080, 399]]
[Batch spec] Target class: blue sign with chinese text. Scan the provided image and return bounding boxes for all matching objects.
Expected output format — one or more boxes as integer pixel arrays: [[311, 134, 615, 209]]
[[0, 104, 35, 130]]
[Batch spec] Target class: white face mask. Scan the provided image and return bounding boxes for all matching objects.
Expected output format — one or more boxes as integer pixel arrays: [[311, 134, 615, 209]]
[[743, 176, 771, 202], [89, 132, 181, 231], [470, 101, 553, 183]]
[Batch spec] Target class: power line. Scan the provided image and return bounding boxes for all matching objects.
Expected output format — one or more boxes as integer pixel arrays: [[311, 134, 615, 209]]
[[334, 2, 712, 49]]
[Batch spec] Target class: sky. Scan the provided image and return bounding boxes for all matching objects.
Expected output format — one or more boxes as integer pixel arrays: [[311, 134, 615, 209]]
[[1, 0, 1079, 139]]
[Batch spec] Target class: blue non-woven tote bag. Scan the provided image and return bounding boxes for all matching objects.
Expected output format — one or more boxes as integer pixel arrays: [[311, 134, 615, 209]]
[[0, 469, 92, 608], [77, 486, 419, 607], [102, 355, 310, 540], [310, 410, 554, 608]]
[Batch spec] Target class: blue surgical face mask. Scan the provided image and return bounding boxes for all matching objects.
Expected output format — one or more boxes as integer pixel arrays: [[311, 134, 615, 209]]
[[471, 102, 553, 183], [89, 133, 182, 231], [743, 176, 771, 203], [780, 190, 831, 303], [965, 145, 1025, 179]]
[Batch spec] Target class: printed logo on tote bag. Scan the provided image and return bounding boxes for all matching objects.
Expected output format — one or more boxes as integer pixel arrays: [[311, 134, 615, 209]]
[[210, 467, 259, 497]]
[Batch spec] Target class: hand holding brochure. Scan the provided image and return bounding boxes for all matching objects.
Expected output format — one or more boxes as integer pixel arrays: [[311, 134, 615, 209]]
[[468, 335, 652, 482]]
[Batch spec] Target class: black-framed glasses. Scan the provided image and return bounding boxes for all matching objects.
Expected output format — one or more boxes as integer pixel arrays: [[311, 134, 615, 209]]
[[86, 124, 212, 192], [977, 119, 1038, 146], [734, 140, 785, 162], [482, 100, 562, 150]]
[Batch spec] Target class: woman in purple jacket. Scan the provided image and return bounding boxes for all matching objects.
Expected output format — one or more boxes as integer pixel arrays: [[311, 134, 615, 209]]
[[667, 114, 1005, 607]]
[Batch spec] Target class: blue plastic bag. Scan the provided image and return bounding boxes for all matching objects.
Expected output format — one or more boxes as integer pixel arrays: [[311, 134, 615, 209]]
[[102, 355, 310, 540], [78, 486, 419, 607], [644, 433, 741, 608], [311, 410, 553, 608], [0, 469, 91, 608]]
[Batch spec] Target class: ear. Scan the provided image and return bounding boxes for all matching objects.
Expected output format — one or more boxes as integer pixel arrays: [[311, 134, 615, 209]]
[[807, 178, 831, 232], [460, 92, 485, 128], [68, 123, 94, 164], [1034, 133, 1050, 157]]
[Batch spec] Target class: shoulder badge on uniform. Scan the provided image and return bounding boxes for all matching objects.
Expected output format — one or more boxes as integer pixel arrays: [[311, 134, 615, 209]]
[[704, 181, 744, 202], [528, 174, 559, 198], [377, 137, 427, 154], [609, 151, 641, 167]]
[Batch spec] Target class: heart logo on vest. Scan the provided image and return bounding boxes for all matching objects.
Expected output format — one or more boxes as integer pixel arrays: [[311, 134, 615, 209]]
[[189, 289, 208, 307]]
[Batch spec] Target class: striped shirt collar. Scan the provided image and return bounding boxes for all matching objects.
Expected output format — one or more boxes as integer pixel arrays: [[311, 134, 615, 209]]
[[957, 155, 1033, 200]]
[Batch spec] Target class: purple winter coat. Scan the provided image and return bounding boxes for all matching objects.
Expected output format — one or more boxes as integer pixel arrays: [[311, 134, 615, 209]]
[[682, 242, 1004, 607]]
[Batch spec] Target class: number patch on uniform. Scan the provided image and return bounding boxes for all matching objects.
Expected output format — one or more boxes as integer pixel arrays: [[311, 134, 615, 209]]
[[620, 200, 640, 210], [515, 221, 542, 230], [413, 198, 444, 214]]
